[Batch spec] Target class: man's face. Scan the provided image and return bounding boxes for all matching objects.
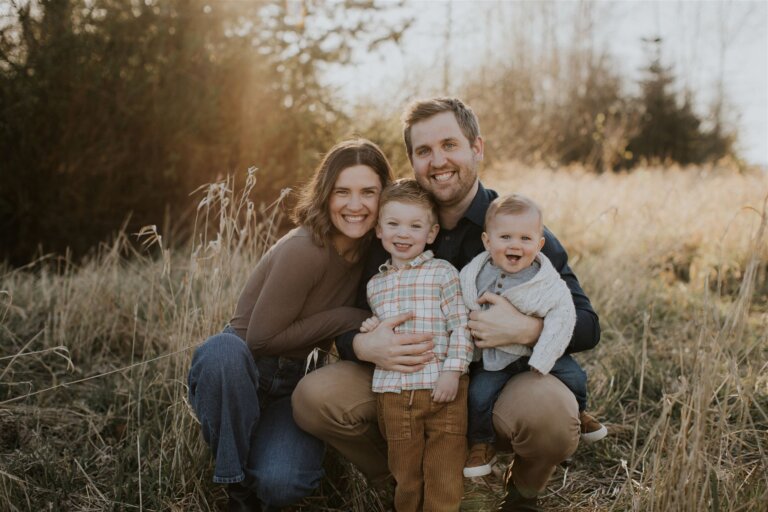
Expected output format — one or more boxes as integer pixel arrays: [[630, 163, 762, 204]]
[[409, 111, 483, 207]]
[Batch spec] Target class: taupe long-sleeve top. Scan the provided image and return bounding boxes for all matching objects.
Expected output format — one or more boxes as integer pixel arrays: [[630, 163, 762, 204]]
[[230, 226, 370, 359]]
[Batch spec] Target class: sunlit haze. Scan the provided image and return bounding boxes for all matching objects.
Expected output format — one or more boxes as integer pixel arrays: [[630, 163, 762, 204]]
[[324, 0, 768, 167]]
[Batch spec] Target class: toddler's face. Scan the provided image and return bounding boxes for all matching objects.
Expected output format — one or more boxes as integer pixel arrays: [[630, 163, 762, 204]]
[[376, 201, 439, 268], [482, 211, 545, 274]]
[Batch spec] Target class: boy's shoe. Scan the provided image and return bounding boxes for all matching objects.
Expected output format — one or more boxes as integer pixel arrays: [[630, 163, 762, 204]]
[[579, 411, 608, 443], [463, 442, 497, 477], [497, 460, 540, 511]]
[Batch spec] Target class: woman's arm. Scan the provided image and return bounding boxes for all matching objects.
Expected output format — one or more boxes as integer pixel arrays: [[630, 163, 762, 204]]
[[244, 238, 369, 355]]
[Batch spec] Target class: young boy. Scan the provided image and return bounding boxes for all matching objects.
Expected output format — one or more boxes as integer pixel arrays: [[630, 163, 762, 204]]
[[460, 194, 607, 478], [360, 179, 473, 512]]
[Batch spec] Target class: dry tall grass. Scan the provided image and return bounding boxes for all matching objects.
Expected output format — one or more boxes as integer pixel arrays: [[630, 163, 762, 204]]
[[1, 165, 766, 511]]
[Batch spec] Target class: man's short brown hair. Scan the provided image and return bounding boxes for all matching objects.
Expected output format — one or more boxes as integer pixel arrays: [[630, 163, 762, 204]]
[[485, 194, 543, 234], [379, 178, 438, 223], [401, 97, 480, 161]]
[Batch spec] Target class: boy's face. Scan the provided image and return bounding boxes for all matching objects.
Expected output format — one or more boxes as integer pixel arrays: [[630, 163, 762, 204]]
[[482, 211, 545, 274], [376, 201, 439, 268]]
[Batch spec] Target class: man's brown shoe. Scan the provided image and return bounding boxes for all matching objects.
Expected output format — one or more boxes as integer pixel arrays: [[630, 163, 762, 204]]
[[463, 442, 497, 477], [497, 460, 540, 511], [579, 411, 608, 443]]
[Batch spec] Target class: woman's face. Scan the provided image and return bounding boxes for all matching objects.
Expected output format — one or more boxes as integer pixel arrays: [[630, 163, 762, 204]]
[[328, 164, 382, 243]]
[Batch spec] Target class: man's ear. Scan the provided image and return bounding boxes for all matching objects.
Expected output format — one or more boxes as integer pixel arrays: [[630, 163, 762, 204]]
[[471, 135, 484, 161], [481, 231, 491, 251], [427, 223, 440, 244]]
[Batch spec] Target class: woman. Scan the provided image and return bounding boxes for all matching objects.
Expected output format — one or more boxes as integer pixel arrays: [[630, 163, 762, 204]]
[[187, 139, 393, 511]]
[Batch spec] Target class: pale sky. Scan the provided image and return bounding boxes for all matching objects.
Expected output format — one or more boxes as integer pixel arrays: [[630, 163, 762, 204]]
[[324, 0, 768, 167]]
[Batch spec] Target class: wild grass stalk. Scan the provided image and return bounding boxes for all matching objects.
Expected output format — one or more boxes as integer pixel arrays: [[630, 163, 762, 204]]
[[1, 165, 766, 510]]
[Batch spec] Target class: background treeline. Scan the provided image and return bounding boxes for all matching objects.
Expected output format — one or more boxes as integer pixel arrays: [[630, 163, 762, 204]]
[[1, 0, 737, 266]]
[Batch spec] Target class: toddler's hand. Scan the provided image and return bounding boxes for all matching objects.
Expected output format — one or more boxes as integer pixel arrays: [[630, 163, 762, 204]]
[[432, 371, 461, 403], [359, 316, 381, 333]]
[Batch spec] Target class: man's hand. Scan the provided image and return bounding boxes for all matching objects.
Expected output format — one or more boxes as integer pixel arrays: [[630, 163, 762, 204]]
[[352, 312, 434, 372], [468, 292, 543, 349], [432, 371, 461, 403], [359, 316, 380, 333]]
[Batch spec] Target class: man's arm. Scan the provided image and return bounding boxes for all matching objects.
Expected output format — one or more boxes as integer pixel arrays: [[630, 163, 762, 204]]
[[540, 228, 600, 353], [337, 312, 435, 371]]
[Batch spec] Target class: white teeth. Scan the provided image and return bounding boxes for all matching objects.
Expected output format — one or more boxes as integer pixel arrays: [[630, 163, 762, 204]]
[[432, 172, 453, 182], [344, 215, 365, 222]]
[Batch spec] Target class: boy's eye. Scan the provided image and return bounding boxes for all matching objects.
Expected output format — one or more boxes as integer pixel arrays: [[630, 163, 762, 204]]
[[387, 221, 397, 226]]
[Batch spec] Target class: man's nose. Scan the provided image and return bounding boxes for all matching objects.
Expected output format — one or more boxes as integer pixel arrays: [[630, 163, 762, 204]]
[[431, 149, 447, 168]]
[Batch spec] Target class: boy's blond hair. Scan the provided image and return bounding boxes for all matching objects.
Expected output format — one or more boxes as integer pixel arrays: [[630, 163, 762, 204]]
[[485, 194, 543, 233], [379, 179, 438, 223]]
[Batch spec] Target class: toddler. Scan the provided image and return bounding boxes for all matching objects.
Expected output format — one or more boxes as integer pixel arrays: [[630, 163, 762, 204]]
[[460, 194, 606, 478], [360, 179, 473, 512]]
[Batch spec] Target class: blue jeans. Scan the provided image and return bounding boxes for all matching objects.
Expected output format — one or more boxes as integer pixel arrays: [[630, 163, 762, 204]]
[[187, 327, 325, 508], [467, 354, 587, 444]]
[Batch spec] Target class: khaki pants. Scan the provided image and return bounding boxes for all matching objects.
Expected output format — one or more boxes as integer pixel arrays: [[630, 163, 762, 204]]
[[377, 377, 468, 512], [292, 361, 579, 497]]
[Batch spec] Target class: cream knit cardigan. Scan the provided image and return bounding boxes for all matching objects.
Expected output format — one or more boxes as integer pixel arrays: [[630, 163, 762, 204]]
[[459, 251, 576, 374]]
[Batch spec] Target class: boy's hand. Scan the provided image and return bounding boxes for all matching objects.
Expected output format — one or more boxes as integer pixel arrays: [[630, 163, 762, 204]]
[[359, 316, 381, 333], [432, 371, 461, 403]]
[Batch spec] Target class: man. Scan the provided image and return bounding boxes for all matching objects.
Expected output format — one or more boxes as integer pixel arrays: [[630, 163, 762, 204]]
[[293, 97, 600, 511]]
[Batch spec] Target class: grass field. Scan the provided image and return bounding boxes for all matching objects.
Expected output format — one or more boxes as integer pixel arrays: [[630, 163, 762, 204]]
[[1, 164, 766, 511]]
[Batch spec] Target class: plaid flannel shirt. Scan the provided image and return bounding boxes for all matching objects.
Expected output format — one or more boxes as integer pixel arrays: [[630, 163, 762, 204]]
[[367, 251, 473, 393]]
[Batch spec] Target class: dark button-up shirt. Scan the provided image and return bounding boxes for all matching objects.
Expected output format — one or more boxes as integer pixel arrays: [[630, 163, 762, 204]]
[[336, 182, 600, 361]]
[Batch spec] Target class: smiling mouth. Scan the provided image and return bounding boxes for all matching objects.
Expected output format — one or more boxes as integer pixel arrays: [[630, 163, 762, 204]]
[[393, 242, 412, 251], [431, 171, 455, 183], [505, 254, 522, 263], [343, 215, 366, 223]]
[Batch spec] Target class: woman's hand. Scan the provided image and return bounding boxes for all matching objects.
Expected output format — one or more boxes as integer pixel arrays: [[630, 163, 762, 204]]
[[432, 371, 460, 403], [353, 312, 434, 372], [468, 292, 543, 349]]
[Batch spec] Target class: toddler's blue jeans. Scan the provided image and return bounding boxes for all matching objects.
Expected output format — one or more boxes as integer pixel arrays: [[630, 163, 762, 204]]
[[467, 354, 587, 444]]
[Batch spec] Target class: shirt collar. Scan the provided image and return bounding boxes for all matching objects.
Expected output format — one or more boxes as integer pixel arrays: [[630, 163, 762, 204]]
[[462, 181, 494, 228], [378, 250, 434, 273]]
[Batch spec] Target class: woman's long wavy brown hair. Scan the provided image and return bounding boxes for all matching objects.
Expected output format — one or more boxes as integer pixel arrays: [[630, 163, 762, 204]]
[[292, 138, 394, 247]]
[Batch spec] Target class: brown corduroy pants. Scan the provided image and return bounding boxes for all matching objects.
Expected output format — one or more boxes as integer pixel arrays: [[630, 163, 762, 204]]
[[376, 377, 468, 512]]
